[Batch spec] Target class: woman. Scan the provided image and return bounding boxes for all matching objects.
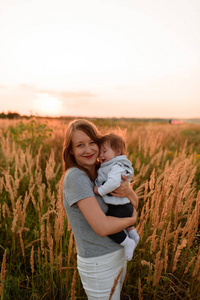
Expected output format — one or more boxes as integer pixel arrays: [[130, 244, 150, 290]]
[[61, 119, 138, 300]]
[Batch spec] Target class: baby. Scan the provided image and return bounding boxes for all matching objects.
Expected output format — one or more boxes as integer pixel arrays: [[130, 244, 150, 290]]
[[94, 133, 139, 261]]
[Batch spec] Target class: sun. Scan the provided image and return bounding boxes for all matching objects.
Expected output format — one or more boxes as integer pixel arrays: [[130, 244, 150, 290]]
[[34, 93, 62, 116]]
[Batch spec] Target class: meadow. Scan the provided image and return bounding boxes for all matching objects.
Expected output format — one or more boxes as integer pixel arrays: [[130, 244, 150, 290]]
[[0, 117, 199, 300]]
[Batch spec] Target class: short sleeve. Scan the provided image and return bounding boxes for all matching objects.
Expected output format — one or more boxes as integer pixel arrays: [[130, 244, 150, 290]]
[[63, 168, 95, 207]]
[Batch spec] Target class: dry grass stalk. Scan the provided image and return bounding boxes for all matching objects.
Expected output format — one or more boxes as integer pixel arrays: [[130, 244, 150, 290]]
[[164, 243, 169, 273], [4, 171, 15, 210], [67, 231, 74, 266], [50, 190, 56, 211], [185, 198, 199, 248], [172, 239, 187, 272], [143, 180, 148, 202], [54, 216, 60, 246], [11, 196, 22, 233], [36, 145, 42, 170], [38, 183, 45, 209], [164, 221, 171, 243], [35, 165, 43, 188], [30, 246, 34, 274], [109, 267, 124, 300], [192, 248, 200, 277], [138, 277, 143, 300], [184, 257, 196, 274], [30, 189, 37, 210], [58, 252, 62, 273], [0, 177, 4, 194], [22, 191, 30, 215], [48, 235, 54, 265], [2, 202, 11, 219], [149, 229, 158, 255], [135, 157, 141, 171], [37, 246, 41, 268], [46, 209, 51, 244], [25, 238, 41, 249], [159, 228, 166, 250], [70, 269, 77, 300], [1, 133, 12, 163], [18, 230, 25, 257], [153, 251, 163, 286], [173, 224, 182, 252], [45, 149, 60, 181], [149, 169, 155, 190], [44, 248, 47, 264], [141, 260, 152, 285], [0, 249, 7, 297], [56, 184, 65, 234], [147, 264, 152, 285], [40, 223, 45, 252]]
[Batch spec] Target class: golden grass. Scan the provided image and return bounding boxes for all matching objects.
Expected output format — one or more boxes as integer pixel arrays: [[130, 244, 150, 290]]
[[0, 118, 200, 299]]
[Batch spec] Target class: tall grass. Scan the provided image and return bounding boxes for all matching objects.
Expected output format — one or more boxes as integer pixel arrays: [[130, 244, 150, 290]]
[[0, 118, 199, 299]]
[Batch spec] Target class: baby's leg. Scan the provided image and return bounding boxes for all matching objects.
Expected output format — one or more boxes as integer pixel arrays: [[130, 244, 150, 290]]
[[127, 227, 140, 245], [107, 204, 136, 261]]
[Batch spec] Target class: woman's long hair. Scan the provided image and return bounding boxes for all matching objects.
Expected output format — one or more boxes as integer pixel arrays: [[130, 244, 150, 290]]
[[62, 119, 101, 180]]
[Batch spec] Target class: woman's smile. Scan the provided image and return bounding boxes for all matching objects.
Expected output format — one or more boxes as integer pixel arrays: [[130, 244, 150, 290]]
[[84, 154, 95, 159]]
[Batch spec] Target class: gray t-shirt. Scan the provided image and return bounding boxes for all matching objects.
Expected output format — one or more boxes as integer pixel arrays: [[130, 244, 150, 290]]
[[63, 167, 122, 258]]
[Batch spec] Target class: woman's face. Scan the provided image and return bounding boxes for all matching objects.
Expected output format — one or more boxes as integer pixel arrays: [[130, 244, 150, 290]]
[[71, 130, 99, 172]]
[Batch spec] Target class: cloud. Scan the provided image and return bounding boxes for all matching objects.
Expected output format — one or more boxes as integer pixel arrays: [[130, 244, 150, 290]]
[[58, 91, 96, 99], [0, 83, 99, 116], [36, 88, 97, 108], [15, 85, 97, 101]]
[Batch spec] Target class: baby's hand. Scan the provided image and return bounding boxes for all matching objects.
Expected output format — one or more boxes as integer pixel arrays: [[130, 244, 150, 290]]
[[94, 186, 99, 195]]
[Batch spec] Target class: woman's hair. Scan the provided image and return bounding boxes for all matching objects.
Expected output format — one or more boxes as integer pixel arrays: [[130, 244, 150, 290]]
[[100, 133, 126, 155], [62, 119, 101, 179]]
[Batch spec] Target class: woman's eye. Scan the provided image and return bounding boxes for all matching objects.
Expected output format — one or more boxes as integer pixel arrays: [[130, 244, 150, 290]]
[[77, 144, 83, 148], [90, 141, 95, 145]]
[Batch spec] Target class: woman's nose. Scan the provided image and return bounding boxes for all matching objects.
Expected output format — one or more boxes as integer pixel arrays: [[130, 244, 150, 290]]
[[85, 144, 92, 152]]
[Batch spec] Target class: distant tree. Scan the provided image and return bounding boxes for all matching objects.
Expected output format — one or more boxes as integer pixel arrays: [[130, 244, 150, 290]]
[[7, 112, 21, 119], [0, 112, 6, 119], [0, 112, 22, 119]]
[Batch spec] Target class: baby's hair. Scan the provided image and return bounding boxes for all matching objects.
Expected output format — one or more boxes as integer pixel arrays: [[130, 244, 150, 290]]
[[99, 132, 126, 155]]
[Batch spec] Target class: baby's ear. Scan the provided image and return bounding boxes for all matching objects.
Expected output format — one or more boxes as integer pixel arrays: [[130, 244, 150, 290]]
[[116, 149, 122, 156]]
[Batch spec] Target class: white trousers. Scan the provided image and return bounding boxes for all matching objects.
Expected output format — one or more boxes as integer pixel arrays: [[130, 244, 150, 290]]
[[77, 248, 127, 300]]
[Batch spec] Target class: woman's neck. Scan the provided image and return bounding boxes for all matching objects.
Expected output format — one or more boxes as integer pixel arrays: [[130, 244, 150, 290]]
[[88, 166, 97, 179]]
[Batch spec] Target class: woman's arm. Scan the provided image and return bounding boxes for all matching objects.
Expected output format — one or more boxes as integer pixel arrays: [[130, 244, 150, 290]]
[[110, 175, 139, 209], [77, 196, 138, 237]]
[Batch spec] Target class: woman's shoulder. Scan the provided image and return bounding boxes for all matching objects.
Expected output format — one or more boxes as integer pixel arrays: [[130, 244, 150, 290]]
[[64, 167, 90, 182]]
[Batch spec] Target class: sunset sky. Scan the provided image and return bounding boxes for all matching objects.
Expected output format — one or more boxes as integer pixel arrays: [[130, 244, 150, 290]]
[[0, 0, 199, 118]]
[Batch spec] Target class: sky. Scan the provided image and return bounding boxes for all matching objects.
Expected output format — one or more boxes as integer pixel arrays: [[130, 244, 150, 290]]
[[0, 0, 200, 118]]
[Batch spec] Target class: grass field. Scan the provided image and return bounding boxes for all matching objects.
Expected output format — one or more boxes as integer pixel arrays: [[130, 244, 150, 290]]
[[0, 117, 200, 299]]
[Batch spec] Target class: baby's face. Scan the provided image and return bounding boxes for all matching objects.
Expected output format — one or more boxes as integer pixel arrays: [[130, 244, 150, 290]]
[[99, 142, 116, 164]]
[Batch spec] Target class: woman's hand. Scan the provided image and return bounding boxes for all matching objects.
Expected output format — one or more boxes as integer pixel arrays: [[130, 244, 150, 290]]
[[93, 186, 99, 195], [132, 208, 138, 224], [110, 175, 139, 209], [110, 175, 130, 197]]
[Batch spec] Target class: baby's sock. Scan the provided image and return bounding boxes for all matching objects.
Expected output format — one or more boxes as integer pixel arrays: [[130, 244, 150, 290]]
[[120, 236, 136, 261], [128, 228, 140, 246]]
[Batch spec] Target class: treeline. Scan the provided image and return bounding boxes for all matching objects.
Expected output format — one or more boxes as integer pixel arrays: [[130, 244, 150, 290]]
[[0, 112, 26, 119]]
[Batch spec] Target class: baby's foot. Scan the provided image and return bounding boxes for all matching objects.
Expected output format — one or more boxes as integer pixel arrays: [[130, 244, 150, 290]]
[[128, 228, 140, 246], [120, 236, 136, 261]]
